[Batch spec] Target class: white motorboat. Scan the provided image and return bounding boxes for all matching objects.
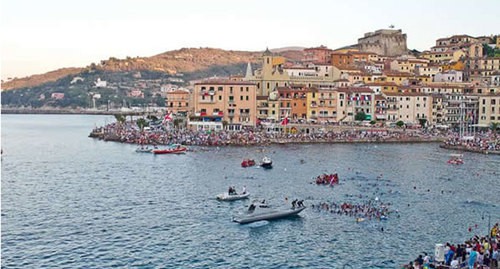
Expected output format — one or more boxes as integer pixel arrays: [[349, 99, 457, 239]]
[[232, 205, 306, 224], [261, 156, 273, 169], [216, 192, 250, 201]]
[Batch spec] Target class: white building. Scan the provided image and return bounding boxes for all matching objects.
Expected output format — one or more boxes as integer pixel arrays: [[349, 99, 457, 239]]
[[434, 70, 463, 83], [95, 78, 107, 88]]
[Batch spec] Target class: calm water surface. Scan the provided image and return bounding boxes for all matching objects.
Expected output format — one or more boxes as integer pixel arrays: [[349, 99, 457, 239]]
[[2, 114, 499, 268]]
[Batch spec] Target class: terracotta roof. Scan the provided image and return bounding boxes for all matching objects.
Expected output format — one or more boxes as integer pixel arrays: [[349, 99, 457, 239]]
[[276, 86, 313, 92], [195, 80, 256, 86], [336, 87, 374, 93], [383, 92, 429, 97], [284, 67, 316, 70], [366, 82, 398, 87]]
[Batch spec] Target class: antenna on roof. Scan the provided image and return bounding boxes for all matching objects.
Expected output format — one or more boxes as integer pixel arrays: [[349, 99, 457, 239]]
[[389, 24, 395, 29]]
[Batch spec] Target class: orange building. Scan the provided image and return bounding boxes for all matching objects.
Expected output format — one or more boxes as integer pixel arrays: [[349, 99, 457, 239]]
[[331, 51, 378, 68], [165, 88, 191, 115], [304, 45, 334, 64], [192, 80, 257, 128], [277, 86, 311, 121]]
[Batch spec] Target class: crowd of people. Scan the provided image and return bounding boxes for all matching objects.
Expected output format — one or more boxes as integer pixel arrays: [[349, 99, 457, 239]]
[[90, 121, 450, 147], [311, 198, 395, 222], [405, 223, 500, 269], [443, 132, 500, 153], [314, 173, 340, 186]]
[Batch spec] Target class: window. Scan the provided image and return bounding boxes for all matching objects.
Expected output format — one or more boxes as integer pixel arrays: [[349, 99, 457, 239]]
[[219, 96, 222, 101], [218, 87, 223, 91], [246, 96, 249, 101], [240, 96, 243, 101], [246, 87, 249, 92]]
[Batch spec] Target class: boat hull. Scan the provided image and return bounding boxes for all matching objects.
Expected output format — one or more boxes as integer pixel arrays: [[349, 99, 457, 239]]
[[233, 206, 306, 224], [261, 162, 273, 169], [216, 192, 250, 201], [153, 148, 187, 154]]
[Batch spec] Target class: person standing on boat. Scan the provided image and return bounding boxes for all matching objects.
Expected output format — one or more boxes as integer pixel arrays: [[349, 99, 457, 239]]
[[241, 186, 247, 194]]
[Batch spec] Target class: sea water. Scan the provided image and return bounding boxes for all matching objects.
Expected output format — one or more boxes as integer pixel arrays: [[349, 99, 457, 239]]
[[2, 114, 499, 268]]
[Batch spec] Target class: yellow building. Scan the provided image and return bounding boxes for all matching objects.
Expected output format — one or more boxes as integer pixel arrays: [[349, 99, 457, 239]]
[[383, 92, 433, 124], [248, 49, 340, 97], [478, 93, 500, 126], [374, 71, 413, 86], [316, 88, 338, 123], [306, 88, 320, 122]]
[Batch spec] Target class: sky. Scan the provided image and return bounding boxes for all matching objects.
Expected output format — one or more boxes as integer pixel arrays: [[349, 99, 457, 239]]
[[1, 0, 499, 80]]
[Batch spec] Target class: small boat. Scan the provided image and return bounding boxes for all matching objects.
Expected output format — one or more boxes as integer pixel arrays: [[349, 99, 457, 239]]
[[153, 144, 188, 155], [232, 205, 306, 224], [241, 159, 256, 168], [135, 147, 152, 153], [261, 156, 273, 169], [447, 153, 464, 165], [216, 192, 250, 201]]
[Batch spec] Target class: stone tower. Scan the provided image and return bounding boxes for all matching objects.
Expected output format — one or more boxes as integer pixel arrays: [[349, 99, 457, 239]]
[[357, 29, 408, 56]]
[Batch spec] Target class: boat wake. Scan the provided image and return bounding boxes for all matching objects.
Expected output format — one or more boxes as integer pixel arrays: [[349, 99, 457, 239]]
[[246, 220, 270, 228]]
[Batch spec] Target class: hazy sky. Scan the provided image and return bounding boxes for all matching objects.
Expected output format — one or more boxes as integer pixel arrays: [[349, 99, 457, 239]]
[[1, 0, 499, 80]]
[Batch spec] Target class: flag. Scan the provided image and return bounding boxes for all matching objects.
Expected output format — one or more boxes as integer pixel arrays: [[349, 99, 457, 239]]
[[281, 113, 289, 126], [163, 112, 173, 124]]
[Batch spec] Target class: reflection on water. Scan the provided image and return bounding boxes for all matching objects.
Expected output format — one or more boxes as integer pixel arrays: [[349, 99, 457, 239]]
[[2, 115, 499, 268]]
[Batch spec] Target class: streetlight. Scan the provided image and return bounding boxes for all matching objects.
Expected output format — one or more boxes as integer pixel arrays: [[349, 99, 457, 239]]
[[482, 211, 491, 242]]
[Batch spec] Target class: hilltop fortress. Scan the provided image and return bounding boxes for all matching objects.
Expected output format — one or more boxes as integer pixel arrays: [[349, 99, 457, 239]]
[[357, 29, 408, 56]]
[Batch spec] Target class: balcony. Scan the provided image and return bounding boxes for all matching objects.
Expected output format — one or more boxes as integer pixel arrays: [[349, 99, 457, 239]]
[[199, 99, 216, 103]]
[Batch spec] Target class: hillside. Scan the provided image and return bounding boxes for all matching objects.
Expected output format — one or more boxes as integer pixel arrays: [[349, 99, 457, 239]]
[[3, 47, 304, 91], [2, 67, 84, 91]]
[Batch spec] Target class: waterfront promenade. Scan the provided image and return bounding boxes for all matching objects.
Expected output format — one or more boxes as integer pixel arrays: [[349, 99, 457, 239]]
[[89, 121, 448, 146]]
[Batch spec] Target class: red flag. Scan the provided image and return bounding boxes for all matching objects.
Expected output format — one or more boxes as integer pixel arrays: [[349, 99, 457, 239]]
[[280, 114, 289, 126]]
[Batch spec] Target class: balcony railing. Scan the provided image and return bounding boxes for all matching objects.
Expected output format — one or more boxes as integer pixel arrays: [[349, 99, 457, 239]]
[[199, 99, 216, 103]]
